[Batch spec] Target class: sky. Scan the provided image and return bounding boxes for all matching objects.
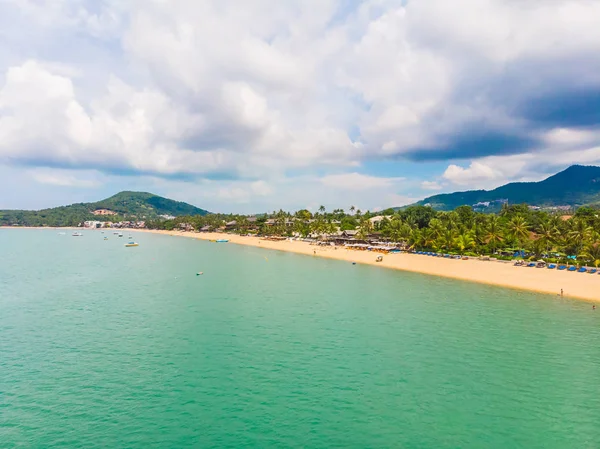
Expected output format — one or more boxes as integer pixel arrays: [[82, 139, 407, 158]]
[[0, 0, 599, 214]]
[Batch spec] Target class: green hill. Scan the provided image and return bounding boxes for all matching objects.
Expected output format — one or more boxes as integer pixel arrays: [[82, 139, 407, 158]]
[[408, 165, 600, 211], [0, 191, 209, 227]]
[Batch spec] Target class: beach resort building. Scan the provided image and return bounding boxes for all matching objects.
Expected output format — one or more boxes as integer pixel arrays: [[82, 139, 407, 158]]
[[92, 209, 117, 216]]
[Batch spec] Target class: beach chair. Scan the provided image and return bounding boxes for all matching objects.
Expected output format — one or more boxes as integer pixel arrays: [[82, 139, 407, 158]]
[[547, 264, 556, 269], [558, 265, 567, 270], [578, 267, 587, 273], [568, 266, 577, 272]]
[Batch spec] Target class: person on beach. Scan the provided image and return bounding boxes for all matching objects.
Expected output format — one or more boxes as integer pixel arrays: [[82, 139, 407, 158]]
[[560, 289, 563, 297], [593, 305, 596, 310]]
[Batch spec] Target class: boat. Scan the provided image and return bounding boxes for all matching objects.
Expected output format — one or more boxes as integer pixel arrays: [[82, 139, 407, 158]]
[[104, 237, 108, 240], [118, 233, 123, 237], [215, 239, 229, 243], [58, 232, 66, 235], [125, 242, 139, 247], [72, 232, 83, 236]]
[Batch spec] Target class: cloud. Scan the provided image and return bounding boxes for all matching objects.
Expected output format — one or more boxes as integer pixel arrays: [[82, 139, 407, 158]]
[[1, 0, 600, 208], [420, 181, 442, 191], [29, 168, 103, 188], [320, 173, 404, 190], [442, 162, 504, 187]]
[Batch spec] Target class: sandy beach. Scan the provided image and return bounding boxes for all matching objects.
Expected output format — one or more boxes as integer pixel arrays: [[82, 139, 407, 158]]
[[124, 229, 600, 303]]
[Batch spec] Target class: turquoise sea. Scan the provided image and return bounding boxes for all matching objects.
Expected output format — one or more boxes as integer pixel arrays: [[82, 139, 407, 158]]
[[1, 229, 600, 448]]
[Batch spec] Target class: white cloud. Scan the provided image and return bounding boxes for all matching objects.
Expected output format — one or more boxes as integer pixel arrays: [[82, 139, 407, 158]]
[[1, 0, 600, 209], [29, 168, 103, 188], [420, 180, 442, 191], [443, 162, 504, 187], [320, 173, 404, 190]]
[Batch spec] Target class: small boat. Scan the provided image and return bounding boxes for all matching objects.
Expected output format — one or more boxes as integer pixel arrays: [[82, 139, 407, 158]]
[[196, 272, 203, 276], [104, 237, 108, 240], [125, 242, 139, 247], [72, 232, 83, 236], [58, 232, 66, 235], [118, 233, 123, 237], [215, 239, 229, 243]]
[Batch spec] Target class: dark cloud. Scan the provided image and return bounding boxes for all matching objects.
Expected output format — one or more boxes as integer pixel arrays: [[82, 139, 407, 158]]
[[519, 89, 600, 129], [404, 130, 537, 161], [7, 156, 242, 182]]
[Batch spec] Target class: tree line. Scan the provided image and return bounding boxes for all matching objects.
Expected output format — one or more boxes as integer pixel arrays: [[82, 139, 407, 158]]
[[146, 204, 600, 266]]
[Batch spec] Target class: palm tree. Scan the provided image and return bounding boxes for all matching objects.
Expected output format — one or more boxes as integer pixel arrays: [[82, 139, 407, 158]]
[[318, 205, 326, 215], [485, 215, 504, 253], [455, 232, 475, 253], [506, 215, 530, 250], [437, 229, 456, 252], [420, 227, 436, 249], [536, 220, 557, 255], [568, 218, 592, 256], [349, 205, 355, 215], [357, 217, 373, 240], [581, 242, 600, 267]]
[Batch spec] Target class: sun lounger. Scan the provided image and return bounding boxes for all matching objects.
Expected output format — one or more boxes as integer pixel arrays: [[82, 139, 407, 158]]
[[557, 265, 567, 270]]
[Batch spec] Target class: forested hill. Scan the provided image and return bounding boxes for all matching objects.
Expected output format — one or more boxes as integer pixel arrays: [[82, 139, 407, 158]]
[[0, 191, 209, 227], [410, 165, 600, 211]]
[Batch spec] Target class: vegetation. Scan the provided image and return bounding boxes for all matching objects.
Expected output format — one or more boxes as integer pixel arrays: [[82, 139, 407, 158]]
[[149, 203, 600, 266], [0, 191, 209, 227], [409, 165, 600, 211]]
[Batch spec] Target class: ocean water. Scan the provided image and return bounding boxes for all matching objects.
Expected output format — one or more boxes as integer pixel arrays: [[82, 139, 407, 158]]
[[1, 229, 600, 448]]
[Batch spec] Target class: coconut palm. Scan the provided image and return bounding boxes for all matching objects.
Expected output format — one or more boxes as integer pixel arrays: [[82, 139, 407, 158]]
[[535, 220, 557, 255], [455, 232, 475, 253], [568, 218, 593, 256], [485, 215, 504, 253], [437, 229, 456, 251], [506, 215, 530, 249], [581, 242, 600, 267], [357, 217, 373, 240]]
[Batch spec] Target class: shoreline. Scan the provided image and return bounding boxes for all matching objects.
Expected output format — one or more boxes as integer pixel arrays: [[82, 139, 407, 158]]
[[132, 229, 600, 303], [3, 226, 600, 303]]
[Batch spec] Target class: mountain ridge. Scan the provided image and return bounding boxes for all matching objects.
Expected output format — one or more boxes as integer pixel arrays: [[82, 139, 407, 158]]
[[405, 165, 600, 211], [0, 191, 209, 227]]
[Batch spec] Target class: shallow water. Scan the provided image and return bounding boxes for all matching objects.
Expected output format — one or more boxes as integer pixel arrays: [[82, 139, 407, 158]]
[[1, 229, 600, 448]]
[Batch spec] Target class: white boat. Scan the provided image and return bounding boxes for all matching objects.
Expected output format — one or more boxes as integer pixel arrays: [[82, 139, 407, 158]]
[[72, 232, 83, 237], [125, 242, 139, 247], [118, 233, 123, 237]]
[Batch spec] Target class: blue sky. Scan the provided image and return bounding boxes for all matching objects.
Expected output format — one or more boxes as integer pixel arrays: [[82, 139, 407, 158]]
[[1, 0, 600, 214]]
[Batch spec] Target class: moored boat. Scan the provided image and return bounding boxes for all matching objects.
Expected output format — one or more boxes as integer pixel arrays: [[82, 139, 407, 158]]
[[125, 242, 139, 247]]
